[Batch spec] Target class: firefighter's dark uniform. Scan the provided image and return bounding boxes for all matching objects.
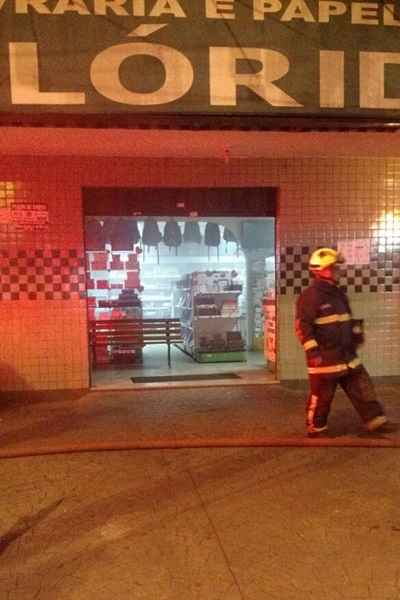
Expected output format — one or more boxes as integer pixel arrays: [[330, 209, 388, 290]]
[[295, 278, 385, 433]]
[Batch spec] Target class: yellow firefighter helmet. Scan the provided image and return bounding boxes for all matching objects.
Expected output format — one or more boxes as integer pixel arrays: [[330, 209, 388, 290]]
[[309, 247, 345, 271]]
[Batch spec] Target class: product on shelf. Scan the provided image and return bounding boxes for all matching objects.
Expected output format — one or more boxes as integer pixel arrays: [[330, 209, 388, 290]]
[[221, 299, 238, 316], [110, 346, 140, 364], [174, 270, 246, 363], [204, 223, 221, 248], [110, 254, 124, 270], [125, 253, 139, 269], [90, 251, 109, 270], [142, 220, 162, 247], [109, 219, 141, 251], [117, 289, 142, 307], [226, 331, 245, 351], [142, 220, 162, 263], [85, 219, 106, 251], [183, 221, 202, 244], [126, 271, 141, 289], [163, 220, 182, 255], [87, 247, 143, 366]]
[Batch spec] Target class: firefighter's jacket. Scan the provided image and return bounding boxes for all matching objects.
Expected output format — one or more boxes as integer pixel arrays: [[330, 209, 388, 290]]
[[295, 279, 363, 376]]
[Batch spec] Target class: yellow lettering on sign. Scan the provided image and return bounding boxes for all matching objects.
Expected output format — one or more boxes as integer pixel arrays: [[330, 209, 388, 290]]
[[15, 0, 50, 14], [53, 0, 90, 15], [320, 50, 344, 107], [318, 1, 346, 23], [253, 0, 282, 20], [9, 42, 85, 104], [281, 0, 315, 22], [209, 46, 302, 107], [360, 52, 400, 108], [351, 2, 379, 25], [91, 43, 193, 105], [205, 0, 235, 19], [131, 0, 145, 15], [383, 4, 400, 26], [149, 0, 186, 17]]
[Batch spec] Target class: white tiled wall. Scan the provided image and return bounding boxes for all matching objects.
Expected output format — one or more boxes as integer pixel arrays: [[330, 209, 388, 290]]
[[0, 153, 399, 390], [277, 157, 400, 379]]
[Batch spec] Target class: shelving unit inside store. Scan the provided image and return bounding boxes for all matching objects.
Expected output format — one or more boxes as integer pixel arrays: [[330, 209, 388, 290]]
[[174, 270, 247, 363]]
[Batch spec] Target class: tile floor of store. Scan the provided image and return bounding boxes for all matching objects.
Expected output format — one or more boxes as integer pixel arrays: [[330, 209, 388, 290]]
[[91, 346, 276, 390]]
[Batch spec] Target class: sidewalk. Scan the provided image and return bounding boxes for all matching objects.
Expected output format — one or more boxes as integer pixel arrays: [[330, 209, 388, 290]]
[[1, 380, 399, 458], [2, 381, 400, 600]]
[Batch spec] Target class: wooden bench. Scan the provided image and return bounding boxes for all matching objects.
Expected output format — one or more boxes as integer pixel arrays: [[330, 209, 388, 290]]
[[89, 318, 183, 368]]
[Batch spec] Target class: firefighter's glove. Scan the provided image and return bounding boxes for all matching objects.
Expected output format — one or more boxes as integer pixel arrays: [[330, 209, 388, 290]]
[[306, 348, 323, 367]]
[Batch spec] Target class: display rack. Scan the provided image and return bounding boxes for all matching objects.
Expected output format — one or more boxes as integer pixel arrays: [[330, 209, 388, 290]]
[[86, 249, 143, 365], [174, 271, 246, 363]]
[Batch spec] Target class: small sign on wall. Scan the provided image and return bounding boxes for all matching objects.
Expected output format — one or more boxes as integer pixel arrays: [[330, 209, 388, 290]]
[[10, 202, 49, 231], [338, 239, 370, 265]]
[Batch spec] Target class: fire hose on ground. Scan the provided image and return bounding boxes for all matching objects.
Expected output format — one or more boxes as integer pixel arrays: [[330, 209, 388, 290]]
[[1, 434, 400, 459]]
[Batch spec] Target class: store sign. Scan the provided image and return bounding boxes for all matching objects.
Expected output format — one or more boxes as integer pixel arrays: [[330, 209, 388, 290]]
[[1, 1, 400, 117]]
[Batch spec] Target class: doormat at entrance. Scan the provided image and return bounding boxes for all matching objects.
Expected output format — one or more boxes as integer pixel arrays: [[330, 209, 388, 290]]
[[131, 373, 241, 383]]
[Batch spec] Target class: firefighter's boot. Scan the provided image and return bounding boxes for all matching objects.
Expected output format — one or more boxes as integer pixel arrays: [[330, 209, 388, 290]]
[[307, 425, 329, 438]]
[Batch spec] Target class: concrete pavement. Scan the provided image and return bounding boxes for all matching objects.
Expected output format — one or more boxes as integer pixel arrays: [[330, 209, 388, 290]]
[[0, 381, 400, 457], [1, 381, 400, 599]]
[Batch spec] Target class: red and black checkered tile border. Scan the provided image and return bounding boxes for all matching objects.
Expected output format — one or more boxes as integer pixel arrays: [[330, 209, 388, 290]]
[[279, 246, 400, 295], [0, 249, 86, 300], [1, 246, 399, 300]]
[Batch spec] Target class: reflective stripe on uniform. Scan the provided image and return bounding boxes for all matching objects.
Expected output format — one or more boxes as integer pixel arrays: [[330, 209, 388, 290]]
[[314, 313, 351, 325], [304, 339, 318, 351], [308, 358, 362, 374], [348, 357, 361, 369], [308, 363, 348, 374], [307, 394, 318, 427]]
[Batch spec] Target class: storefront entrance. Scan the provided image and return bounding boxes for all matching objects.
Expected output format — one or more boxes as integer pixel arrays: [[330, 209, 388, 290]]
[[83, 187, 277, 388]]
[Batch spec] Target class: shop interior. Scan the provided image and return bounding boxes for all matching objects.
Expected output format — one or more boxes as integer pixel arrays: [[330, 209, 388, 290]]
[[85, 215, 276, 388]]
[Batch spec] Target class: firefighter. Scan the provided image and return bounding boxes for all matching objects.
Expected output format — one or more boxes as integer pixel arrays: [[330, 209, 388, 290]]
[[295, 247, 388, 437]]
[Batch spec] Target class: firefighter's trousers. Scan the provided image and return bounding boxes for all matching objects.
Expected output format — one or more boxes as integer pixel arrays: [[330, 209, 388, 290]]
[[306, 365, 385, 430]]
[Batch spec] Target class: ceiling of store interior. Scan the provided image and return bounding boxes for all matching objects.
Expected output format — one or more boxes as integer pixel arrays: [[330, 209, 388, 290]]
[[1, 126, 400, 159]]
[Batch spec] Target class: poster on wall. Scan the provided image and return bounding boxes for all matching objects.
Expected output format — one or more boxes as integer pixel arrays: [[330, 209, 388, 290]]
[[10, 202, 49, 231], [0, 0, 400, 119], [338, 238, 370, 265]]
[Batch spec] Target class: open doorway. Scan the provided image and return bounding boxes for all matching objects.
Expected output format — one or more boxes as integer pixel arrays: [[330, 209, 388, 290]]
[[83, 188, 277, 388]]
